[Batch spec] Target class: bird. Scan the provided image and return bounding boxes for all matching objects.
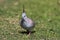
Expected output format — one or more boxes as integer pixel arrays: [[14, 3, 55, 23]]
[[20, 5, 35, 35]]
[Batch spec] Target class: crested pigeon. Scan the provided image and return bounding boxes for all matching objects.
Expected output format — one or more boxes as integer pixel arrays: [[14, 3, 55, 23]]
[[20, 5, 35, 35]]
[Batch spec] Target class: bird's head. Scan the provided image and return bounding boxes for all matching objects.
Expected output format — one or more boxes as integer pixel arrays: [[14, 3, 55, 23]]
[[22, 12, 27, 18]]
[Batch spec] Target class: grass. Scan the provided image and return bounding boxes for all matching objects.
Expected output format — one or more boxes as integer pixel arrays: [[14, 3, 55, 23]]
[[0, 0, 60, 40]]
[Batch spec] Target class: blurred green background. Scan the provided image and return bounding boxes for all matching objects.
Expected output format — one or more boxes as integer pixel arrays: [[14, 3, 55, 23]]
[[0, 0, 60, 40]]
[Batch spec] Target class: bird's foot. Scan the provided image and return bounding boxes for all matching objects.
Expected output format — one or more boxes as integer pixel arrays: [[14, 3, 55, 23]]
[[26, 30, 31, 36], [27, 31, 31, 37]]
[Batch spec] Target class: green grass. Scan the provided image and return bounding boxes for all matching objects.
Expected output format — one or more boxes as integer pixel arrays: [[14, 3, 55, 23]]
[[0, 0, 60, 40]]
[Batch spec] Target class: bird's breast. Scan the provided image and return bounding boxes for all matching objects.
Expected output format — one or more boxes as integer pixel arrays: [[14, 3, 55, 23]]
[[24, 18, 33, 27]]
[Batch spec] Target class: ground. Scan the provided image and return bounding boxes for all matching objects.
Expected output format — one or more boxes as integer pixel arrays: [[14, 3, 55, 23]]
[[0, 0, 60, 40]]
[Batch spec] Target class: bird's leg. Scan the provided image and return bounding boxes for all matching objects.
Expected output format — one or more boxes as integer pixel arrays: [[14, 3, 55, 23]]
[[28, 31, 31, 36], [27, 30, 31, 35], [27, 30, 29, 34]]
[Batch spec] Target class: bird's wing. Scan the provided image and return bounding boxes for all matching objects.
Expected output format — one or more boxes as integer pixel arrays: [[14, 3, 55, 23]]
[[20, 18, 24, 26]]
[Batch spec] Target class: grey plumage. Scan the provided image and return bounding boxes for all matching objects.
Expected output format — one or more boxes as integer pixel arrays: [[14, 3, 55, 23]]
[[20, 5, 35, 32]]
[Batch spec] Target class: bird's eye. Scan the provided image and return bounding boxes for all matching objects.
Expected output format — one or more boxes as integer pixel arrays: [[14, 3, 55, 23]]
[[24, 16, 25, 17]]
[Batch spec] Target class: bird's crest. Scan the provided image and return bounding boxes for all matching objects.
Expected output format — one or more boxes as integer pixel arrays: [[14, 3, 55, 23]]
[[23, 5, 25, 13]]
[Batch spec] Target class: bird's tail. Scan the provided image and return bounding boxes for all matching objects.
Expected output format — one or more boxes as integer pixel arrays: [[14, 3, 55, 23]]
[[23, 5, 25, 13]]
